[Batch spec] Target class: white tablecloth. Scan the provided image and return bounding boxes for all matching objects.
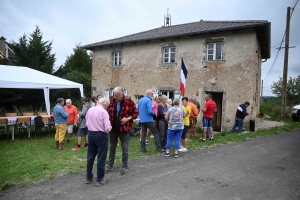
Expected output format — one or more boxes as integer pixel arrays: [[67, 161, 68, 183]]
[[0, 115, 52, 140]]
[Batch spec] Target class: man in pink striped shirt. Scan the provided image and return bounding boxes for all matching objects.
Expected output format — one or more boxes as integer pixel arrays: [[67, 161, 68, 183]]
[[85, 97, 112, 187]]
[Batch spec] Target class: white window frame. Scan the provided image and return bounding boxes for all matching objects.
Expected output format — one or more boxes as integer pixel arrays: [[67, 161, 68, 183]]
[[112, 51, 122, 66], [207, 42, 222, 61], [163, 47, 176, 63]]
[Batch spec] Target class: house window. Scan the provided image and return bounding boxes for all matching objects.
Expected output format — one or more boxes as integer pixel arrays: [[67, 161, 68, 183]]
[[163, 47, 176, 63], [207, 42, 222, 61], [112, 51, 122, 66]]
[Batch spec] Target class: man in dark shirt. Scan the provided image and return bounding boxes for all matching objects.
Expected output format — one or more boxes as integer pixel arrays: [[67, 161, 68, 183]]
[[106, 86, 138, 175], [230, 102, 250, 133]]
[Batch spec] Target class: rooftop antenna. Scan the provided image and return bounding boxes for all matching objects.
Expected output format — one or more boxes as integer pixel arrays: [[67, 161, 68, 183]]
[[164, 8, 171, 27]]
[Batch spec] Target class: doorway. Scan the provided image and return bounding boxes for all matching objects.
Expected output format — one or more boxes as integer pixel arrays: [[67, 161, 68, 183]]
[[206, 92, 223, 132]]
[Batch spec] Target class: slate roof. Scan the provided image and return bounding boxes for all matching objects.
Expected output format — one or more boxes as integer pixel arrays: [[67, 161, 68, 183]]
[[84, 20, 270, 59]]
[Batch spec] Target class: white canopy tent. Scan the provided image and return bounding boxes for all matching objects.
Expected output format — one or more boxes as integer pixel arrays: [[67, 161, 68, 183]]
[[0, 65, 84, 116]]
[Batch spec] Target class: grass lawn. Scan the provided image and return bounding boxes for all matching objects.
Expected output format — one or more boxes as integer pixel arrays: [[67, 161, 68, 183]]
[[0, 120, 300, 191]]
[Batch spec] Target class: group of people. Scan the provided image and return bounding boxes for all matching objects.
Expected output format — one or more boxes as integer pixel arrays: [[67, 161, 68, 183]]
[[52, 86, 250, 187]]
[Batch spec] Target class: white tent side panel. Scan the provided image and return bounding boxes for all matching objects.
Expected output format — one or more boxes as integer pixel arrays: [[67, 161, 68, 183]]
[[0, 65, 84, 115]]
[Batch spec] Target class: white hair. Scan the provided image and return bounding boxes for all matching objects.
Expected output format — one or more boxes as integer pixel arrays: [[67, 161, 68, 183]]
[[113, 86, 124, 94], [161, 95, 168, 100], [167, 99, 172, 105], [145, 89, 153, 96], [99, 97, 110, 105], [66, 99, 72, 103]]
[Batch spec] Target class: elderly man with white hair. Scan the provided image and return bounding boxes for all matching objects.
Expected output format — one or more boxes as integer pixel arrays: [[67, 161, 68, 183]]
[[106, 86, 138, 175], [85, 97, 112, 187], [138, 89, 165, 153], [64, 99, 78, 143]]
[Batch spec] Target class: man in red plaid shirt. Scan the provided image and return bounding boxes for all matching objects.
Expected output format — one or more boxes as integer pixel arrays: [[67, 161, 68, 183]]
[[106, 86, 138, 175]]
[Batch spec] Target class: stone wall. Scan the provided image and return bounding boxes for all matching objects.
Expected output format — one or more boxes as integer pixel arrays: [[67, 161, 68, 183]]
[[91, 29, 262, 130]]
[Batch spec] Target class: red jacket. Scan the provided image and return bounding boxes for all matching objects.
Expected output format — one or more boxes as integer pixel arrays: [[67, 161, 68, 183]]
[[107, 97, 138, 132]]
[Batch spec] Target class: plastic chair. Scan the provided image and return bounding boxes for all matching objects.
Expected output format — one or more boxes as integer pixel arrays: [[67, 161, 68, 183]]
[[0, 118, 9, 140], [5, 113, 17, 117], [15, 117, 31, 140], [22, 112, 34, 116]]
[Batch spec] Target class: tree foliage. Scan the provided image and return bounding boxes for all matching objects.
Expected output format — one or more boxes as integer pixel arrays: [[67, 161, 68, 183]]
[[271, 75, 300, 106], [0, 28, 92, 114], [11, 26, 55, 74], [52, 44, 92, 104], [0, 26, 57, 113]]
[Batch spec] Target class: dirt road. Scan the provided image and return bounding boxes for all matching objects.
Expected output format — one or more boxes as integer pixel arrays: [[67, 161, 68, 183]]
[[1, 129, 300, 200]]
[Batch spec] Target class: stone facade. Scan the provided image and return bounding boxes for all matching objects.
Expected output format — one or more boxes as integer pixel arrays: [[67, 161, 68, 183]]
[[91, 29, 263, 130]]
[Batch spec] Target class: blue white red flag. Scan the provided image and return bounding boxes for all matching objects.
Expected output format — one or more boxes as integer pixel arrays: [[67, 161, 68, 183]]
[[180, 58, 188, 97]]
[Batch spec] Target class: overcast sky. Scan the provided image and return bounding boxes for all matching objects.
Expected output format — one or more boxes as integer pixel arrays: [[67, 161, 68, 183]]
[[1, 0, 299, 96]]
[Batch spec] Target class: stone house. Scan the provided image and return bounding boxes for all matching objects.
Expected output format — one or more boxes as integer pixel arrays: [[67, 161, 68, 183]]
[[83, 20, 271, 130], [0, 36, 16, 64]]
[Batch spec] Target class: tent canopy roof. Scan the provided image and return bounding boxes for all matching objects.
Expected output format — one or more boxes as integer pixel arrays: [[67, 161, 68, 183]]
[[0, 65, 83, 91]]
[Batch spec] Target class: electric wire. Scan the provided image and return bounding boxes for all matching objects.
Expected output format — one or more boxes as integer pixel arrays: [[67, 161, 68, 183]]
[[263, 0, 298, 83]]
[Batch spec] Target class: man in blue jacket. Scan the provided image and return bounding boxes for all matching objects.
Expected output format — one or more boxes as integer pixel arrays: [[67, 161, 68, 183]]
[[138, 89, 164, 152], [53, 98, 69, 150], [231, 102, 250, 133]]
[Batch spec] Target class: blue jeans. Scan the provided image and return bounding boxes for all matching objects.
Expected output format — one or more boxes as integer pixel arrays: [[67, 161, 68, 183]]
[[166, 129, 183, 150], [86, 131, 108, 182], [202, 116, 213, 128], [231, 117, 244, 133], [108, 131, 129, 169]]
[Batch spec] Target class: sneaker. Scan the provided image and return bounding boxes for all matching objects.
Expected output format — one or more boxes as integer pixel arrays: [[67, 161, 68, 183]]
[[179, 145, 183, 149], [105, 165, 113, 173], [145, 140, 151, 146], [72, 146, 81, 150], [178, 147, 187, 152], [162, 152, 170, 157], [94, 179, 107, 187], [67, 139, 70, 143], [210, 138, 214, 141], [174, 153, 179, 158], [84, 144, 88, 148], [201, 139, 206, 142], [85, 179, 92, 184], [120, 168, 128, 175], [158, 148, 165, 152]]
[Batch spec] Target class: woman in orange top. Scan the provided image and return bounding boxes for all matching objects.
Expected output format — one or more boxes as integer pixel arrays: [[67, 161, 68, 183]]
[[187, 97, 199, 139], [64, 99, 78, 143]]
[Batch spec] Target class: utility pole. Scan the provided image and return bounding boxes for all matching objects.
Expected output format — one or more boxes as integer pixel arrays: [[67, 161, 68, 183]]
[[281, 7, 291, 120]]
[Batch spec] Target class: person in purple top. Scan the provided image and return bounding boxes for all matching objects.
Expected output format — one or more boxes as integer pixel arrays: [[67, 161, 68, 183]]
[[157, 95, 168, 148]]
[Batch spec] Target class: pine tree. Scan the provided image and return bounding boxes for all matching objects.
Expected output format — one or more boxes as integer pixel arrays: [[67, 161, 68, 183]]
[[11, 26, 55, 74]]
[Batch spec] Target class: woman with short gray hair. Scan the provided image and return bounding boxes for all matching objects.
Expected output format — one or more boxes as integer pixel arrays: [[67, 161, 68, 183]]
[[162, 98, 184, 158], [157, 95, 168, 148]]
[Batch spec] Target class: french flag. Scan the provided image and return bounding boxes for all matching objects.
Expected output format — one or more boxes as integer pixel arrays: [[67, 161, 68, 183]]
[[180, 58, 188, 97]]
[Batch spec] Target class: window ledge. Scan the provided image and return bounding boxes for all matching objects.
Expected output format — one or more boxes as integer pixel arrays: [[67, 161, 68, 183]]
[[159, 63, 177, 67], [204, 60, 225, 62], [107, 65, 123, 68]]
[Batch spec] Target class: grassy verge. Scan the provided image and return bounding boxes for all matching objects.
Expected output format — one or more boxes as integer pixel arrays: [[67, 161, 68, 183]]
[[0, 120, 300, 191]]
